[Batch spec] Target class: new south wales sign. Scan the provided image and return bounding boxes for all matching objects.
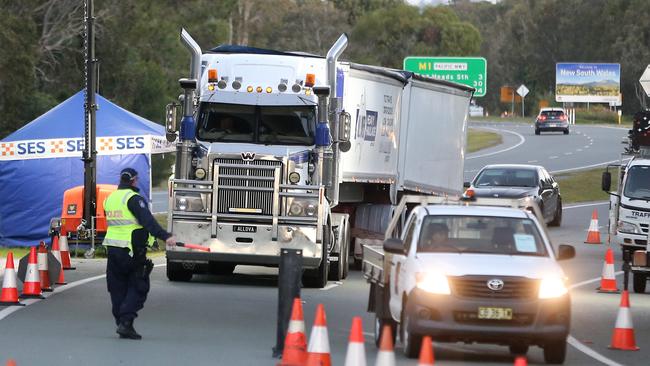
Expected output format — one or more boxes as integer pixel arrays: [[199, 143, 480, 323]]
[[403, 57, 487, 97]]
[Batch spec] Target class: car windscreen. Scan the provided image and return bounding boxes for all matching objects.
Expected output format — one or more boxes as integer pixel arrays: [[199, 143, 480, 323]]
[[540, 111, 564, 119], [474, 168, 538, 187], [417, 215, 548, 257], [623, 165, 650, 200], [196, 102, 316, 145]]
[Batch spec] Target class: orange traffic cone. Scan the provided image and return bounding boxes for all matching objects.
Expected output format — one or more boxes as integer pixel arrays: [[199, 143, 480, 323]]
[[6, 359, 17, 366], [51, 238, 66, 285], [20, 247, 44, 299], [609, 290, 639, 351], [58, 234, 75, 270], [305, 304, 331, 366], [513, 356, 527, 366], [278, 298, 307, 366], [0, 253, 24, 306], [375, 325, 395, 366], [418, 336, 434, 366], [584, 209, 602, 244], [344, 317, 366, 366], [598, 247, 620, 293], [37, 242, 53, 292]]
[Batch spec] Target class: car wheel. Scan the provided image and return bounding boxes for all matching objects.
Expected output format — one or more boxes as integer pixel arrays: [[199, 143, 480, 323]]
[[563, 129, 569, 135], [374, 314, 397, 348], [400, 305, 422, 358], [208, 261, 235, 275], [509, 344, 529, 355], [535, 129, 541, 135], [633, 273, 646, 293], [543, 339, 567, 364], [549, 198, 562, 227]]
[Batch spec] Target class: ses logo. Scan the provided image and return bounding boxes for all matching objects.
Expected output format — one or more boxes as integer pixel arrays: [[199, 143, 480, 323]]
[[12, 136, 146, 156]]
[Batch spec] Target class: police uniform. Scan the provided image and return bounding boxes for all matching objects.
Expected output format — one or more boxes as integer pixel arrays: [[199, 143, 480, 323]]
[[103, 168, 172, 339]]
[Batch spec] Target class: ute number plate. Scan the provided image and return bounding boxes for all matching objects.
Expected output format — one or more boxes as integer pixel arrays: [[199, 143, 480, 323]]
[[478, 307, 513, 320], [233, 225, 257, 233]]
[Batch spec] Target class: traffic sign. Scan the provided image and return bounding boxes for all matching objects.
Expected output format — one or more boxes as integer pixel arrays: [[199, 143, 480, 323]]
[[403, 57, 487, 97], [640, 64, 650, 96], [517, 84, 529, 97]]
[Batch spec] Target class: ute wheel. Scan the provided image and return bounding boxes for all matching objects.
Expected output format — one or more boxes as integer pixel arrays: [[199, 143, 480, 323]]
[[208, 261, 236, 276], [166, 260, 193, 282], [535, 129, 541, 135], [563, 129, 569, 135], [400, 307, 422, 359], [543, 339, 567, 364], [633, 273, 647, 293], [304, 224, 330, 288], [549, 198, 562, 227], [374, 315, 397, 348], [509, 344, 529, 356]]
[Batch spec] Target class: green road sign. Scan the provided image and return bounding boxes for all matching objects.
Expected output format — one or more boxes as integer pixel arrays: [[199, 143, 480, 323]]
[[403, 57, 487, 97]]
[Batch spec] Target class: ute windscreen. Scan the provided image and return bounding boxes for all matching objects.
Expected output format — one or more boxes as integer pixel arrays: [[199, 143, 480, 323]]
[[197, 103, 316, 145], [417, 215, 548, 257]]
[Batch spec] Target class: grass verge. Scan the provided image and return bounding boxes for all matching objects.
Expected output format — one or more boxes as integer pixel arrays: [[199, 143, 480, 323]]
[[554, 167, 617, 204], [467, 128, 503, 153]]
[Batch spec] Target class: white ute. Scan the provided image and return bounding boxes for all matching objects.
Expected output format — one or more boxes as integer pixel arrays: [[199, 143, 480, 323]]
[[363, 196, 575, 364]]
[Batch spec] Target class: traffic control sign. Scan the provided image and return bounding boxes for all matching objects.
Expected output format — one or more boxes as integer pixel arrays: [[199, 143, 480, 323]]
[[517, 84, 529, 97], [404, 57, 487, 97], [640, 65, 650, 96]]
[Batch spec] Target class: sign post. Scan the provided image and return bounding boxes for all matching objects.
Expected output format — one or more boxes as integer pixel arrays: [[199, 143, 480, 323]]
[[517, 84, 529, 117], [403, 57, 487, 97]]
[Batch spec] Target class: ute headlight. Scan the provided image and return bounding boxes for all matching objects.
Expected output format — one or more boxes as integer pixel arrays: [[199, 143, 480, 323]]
[[175, 193, 205, 212], [416, 272, 451, 295], [618, 221, 641, 234], [195, 168, 206, 180], [538, 277, 568, 299], [288, 172, 301, 184]]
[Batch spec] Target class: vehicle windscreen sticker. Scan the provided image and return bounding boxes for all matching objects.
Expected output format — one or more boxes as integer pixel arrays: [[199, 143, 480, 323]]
[[513, 234, 537, 252]]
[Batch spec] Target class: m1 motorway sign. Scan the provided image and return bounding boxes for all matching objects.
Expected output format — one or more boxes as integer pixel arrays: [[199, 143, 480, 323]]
[[640, 64, 650, 96], [403, 57, 487, 97]]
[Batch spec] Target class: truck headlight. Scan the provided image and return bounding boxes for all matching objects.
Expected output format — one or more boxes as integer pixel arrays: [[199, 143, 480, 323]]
[[288, 172, 301, 184], [618, 221, 641, 234], [416, 272, 451, 295], [175, 193, 205, 212], [287, 197, 318, 217], [538, 277, 568, 299]]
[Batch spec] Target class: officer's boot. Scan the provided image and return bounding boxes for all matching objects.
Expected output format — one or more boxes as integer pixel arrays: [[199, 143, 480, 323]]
[[116, 319, 142, 340]]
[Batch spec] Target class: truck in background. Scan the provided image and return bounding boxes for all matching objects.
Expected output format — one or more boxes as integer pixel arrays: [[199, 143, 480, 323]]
[[164, 30, 474, 288], [602, 110, 650, 293]]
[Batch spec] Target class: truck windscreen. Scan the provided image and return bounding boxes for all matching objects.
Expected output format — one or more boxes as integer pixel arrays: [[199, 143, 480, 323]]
[[624, 165, 650, 200], [196, 102, 315, 145]]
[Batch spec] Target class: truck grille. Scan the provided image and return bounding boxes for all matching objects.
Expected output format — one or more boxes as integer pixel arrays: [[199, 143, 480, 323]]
[[450, 276, 539, 300], [213, 158, 282, 216], [641, 223, 649, 234]]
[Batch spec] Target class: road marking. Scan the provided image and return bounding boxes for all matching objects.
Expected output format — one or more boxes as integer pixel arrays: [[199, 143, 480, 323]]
[[564, 202, 608, 209], [551, 158, 631, 174], [570, 271, 623, 289], [466, 127, 526, 160], [584, 145, 590, 148], [577, 149, 583, 152], [564, 152, 573, 156], [549, 156, 558, 159], [321, 282, 342, 291], [527, 160, 538, 163]]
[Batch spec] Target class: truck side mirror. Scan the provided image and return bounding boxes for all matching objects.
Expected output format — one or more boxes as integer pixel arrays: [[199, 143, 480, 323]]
[[383, 238, 405, 255], [338, 111, 351, 152], [165, 103, 179, 142], [557, 244, 575, 261], [601, 171, 611, 192]]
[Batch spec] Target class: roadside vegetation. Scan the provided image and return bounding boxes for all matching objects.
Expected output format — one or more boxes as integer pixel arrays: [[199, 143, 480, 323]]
[[554, 168, 618, 204], [467, 128, 502, 153]]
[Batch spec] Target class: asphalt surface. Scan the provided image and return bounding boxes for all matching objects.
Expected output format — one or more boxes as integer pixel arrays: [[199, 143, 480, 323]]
[[2, 121, 647, 366]]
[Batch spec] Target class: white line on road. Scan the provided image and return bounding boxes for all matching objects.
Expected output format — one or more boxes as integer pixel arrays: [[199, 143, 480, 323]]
[[321, 282, 342, 291], [564, 152, 573, 156], [549, 156, 558, 159], [570, 271, 623, 289], [527, 160, 538, 163], [564, 202, 608, 209], [466, 127, 526, 160], [568, 336, 624, 366]]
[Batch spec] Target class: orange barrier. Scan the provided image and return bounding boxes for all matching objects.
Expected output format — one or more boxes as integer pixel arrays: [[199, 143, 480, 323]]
[[278, 298, 307, 366], [609, 290, 639, 351], [51, 238, 66, 285], [584, 209, 602, 244], [0, 253, 24, 306], [305, 304, 331, 366], [418, 336, 434, 366], [58, 235, 75, 270], [598, 247, 620, 293], [37, 242, 53, 292], [344, 317, 366, 366]]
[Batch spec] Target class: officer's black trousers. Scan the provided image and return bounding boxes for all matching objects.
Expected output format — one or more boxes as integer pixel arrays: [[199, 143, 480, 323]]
[[106, 246, 150, 325]]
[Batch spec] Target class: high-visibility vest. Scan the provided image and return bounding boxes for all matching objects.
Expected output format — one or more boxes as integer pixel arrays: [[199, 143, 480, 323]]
[[103, 189, 154, 254]]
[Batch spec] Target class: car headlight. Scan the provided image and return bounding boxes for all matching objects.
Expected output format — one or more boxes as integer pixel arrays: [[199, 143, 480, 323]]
[[618, 221, 641, 234], [175, 193, 205, 212], [287, 197, 318, 217], [416, 272, 451, 295], [538, 277, 568, 299]]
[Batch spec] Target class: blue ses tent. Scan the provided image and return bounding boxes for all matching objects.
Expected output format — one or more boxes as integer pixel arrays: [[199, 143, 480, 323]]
[[0, 91, 174, 247]]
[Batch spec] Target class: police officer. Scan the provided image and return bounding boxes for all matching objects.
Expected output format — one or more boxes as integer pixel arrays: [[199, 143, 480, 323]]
[[103, 168, 175, 339]]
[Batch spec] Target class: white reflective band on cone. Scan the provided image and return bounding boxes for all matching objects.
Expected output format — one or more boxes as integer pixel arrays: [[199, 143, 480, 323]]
[[603, 263, 616, 279], [59, 236, 69, 251], [615, 307, 634, 329], [26, 264, 39, 282], [344, 343, 366, 366], [287, 319, 305, 333], [37, 253, 48, 270], [2, 268, 17, 288], [307, 326, 330, 353], [375, 350, 396, 366]]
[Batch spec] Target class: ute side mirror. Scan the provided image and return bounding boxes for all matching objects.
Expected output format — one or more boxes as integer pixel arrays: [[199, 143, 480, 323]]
[[463, 181, 471, 188], [602, 171, 612, 192], [338, 111, 351, 152], [165, 103, 179, 142], [557, 244, 575, 261], [383, 238, 405, 255]]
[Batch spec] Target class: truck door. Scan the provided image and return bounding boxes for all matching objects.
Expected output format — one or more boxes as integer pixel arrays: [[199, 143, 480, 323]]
[[389, 213, 418, 320]]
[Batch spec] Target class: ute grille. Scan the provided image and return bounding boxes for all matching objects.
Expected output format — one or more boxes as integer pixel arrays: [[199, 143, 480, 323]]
[[450, 276, 539, 300]]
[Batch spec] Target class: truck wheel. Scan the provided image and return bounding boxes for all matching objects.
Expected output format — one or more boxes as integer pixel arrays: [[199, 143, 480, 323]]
[[549, 199, 562, 227], [208, 261, 236, 276], [303, 225, 330, 288], [166, 260, 193, 282], [633, 273, 647, 293], [543, 339, 567, 364], [400, 308, 422, 358], [563, 129, 569, 135], [342, 223, 351, 279], [374, 315, 397, 348], [535, 129, 541, 135]]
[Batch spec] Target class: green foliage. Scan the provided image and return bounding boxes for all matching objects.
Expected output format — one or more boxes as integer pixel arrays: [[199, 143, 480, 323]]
[[574, 107, 620, 125]]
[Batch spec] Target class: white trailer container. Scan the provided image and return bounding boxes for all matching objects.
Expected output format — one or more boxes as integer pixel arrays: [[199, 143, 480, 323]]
[[165, 31, 474, 288]]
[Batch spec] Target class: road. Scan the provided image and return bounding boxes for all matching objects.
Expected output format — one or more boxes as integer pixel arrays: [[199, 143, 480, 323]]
[[1, 122, 646, 365]]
